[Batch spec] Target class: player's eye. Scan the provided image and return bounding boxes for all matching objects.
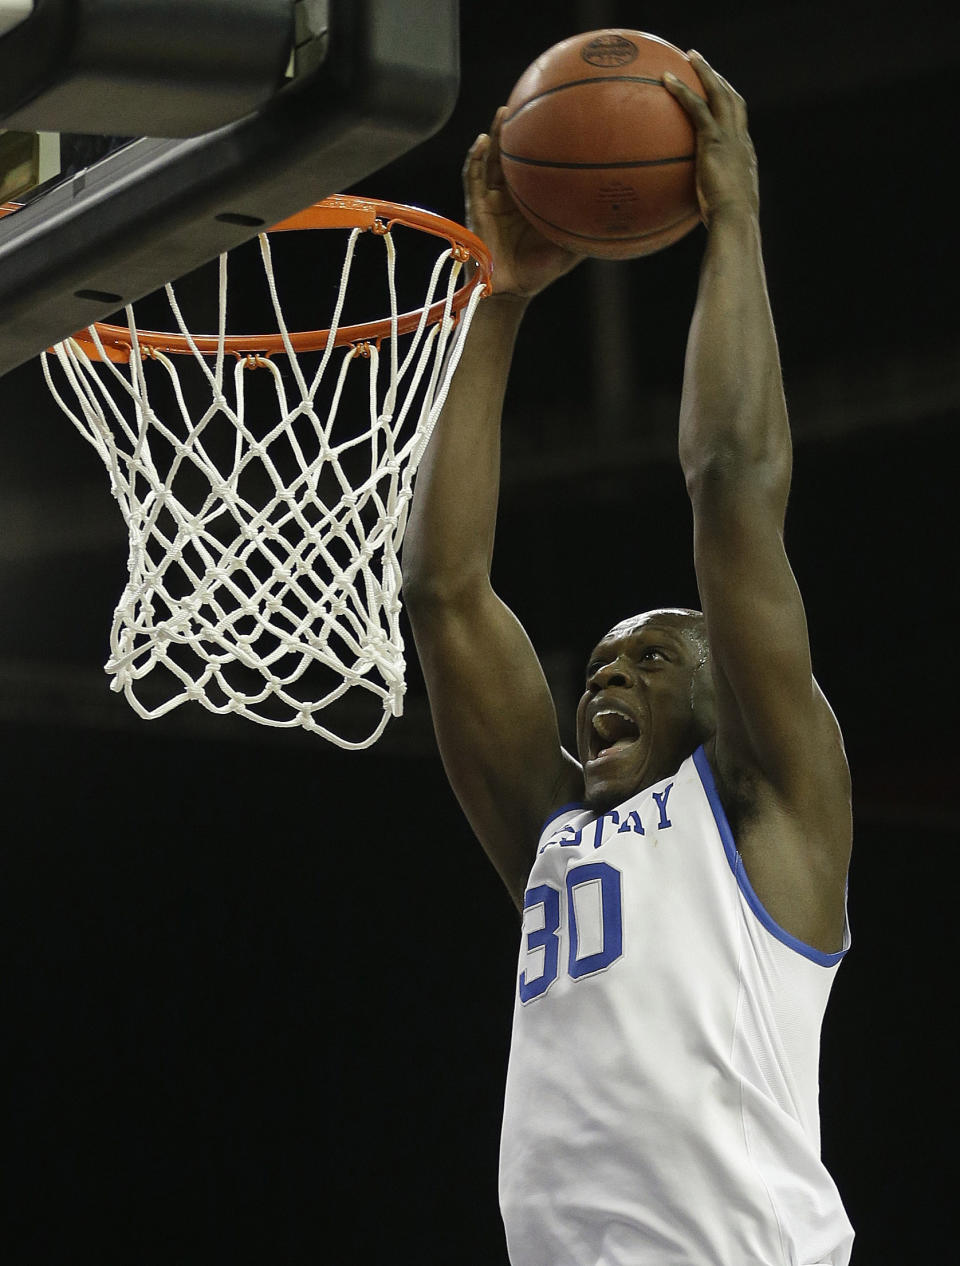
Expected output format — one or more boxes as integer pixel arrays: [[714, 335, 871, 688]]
[[641, 647, 667, 661]]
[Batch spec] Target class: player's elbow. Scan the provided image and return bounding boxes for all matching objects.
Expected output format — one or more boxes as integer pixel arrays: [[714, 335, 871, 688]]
[[402, 566, 492, 617], [683, 441, 791, 512]]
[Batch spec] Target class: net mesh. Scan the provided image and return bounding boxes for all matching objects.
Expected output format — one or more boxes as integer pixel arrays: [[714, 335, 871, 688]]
[[41, 217, 486, 747]]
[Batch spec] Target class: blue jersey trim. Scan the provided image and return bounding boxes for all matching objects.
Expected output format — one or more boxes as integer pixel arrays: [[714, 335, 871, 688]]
[[692, 745, 849, 968], [541, 801, 588, 834]]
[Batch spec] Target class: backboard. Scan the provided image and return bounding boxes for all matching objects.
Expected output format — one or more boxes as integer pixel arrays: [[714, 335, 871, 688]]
[[0, 0, 460, 378]]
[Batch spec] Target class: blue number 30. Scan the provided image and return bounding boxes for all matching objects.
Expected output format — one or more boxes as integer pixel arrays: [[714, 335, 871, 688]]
[[518, 861, 623, 1004]]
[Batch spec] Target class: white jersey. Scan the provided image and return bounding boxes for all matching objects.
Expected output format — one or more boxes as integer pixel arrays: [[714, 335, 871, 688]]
[[499, 745, 854, 1266]]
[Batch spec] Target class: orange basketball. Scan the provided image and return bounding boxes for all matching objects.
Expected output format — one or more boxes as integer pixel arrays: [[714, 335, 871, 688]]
[[500, 30, 706, 259]]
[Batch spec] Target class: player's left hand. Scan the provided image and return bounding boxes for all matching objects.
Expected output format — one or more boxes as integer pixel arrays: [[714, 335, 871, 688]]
[[662, 51, 759, 227]]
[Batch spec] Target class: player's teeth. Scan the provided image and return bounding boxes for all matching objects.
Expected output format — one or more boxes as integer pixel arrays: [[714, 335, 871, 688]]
[[592, 709, 637, 745]]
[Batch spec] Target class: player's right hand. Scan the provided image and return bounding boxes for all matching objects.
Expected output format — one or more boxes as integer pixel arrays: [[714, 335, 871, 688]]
[[464, 107, 584, 299]]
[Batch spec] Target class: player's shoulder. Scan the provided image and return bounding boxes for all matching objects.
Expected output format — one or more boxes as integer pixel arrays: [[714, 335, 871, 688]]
[[538, 796, 591, 842], [538, 751, 588, 830]]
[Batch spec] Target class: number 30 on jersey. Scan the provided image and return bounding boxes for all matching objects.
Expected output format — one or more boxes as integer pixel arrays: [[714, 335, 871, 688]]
[[519, 861, 624, 1003]]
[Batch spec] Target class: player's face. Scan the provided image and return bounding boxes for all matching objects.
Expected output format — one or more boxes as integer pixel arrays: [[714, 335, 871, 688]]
[[576, 611, 715, 812]]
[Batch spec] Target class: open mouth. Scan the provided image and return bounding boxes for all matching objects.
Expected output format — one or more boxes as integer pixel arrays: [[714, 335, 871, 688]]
[[588, 706, 641, 764]]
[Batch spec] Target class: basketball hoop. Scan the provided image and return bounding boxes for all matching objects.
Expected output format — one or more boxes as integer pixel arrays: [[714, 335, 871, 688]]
[[40, 195, 492, 748]]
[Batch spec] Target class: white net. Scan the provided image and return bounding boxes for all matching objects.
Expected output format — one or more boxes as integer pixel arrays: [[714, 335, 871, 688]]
[[41, 211, 487, 747]]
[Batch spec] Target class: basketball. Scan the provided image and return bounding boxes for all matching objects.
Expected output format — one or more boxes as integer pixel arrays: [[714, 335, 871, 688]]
[[500, 30, 707, 259]]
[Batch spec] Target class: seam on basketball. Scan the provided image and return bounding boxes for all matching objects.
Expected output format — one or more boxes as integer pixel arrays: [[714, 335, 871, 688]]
[[500, 149, 694, 170], [503, 75, 671, 125], [505, 187, 698, 244]]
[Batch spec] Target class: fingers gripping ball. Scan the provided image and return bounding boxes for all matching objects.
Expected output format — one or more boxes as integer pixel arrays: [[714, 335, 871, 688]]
[[500, 30, 707, 259]]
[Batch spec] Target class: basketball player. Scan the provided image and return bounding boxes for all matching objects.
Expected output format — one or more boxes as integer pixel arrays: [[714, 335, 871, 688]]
[[402, 51, 854, 1266]]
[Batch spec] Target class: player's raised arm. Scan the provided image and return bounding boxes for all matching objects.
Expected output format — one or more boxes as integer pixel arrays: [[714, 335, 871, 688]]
[[662, 56, 851, 857], [401, 110, 585, 910]]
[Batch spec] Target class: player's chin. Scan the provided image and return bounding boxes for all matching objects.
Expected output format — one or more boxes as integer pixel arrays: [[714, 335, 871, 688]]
[[582, 746, 645, 812]]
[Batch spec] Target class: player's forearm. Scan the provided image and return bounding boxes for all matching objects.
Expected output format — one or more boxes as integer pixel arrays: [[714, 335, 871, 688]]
[[677, 209, 792, 498], [402, 292, 528, 600]]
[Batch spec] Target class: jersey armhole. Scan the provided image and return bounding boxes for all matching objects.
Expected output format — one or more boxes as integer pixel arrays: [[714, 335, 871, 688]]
[[692, 745, 851, 967]]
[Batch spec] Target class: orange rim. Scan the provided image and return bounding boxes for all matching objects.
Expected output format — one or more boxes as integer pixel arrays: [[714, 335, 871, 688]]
[[0, 196, 492, 364]]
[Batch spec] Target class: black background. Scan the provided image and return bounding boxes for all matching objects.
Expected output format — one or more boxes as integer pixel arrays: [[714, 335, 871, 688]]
[[2, 2, 957, 1262]]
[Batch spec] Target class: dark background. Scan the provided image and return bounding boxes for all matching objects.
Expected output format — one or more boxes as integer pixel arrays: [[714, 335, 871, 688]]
[[2, 1, 957, 1262]]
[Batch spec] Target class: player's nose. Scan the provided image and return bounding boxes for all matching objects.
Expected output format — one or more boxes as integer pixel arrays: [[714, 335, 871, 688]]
[[589, 656, 635, 689]]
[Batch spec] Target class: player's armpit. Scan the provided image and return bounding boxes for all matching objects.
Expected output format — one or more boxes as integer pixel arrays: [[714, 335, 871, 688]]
[[406, 581, 583, 910]]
